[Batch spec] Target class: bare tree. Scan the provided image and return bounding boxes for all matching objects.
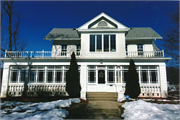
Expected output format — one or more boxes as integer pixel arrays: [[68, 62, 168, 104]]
[[162, 4, 179, 67], [1, 0, 27, 55]]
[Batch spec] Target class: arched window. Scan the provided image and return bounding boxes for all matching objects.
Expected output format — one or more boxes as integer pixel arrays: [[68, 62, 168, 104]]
[[98, 21, 107, 27]]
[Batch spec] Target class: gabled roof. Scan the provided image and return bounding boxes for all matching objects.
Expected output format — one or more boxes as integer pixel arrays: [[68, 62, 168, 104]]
[[77, 12, 129, 31], [126, 27, 162, 39], [44, 28, 80, 40]]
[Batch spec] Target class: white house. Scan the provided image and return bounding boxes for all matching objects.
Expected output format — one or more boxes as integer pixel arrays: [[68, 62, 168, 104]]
[[0, 13, 171, 100]]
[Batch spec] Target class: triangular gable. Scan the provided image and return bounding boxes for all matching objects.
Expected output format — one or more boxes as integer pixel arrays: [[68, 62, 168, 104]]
[[78, 12, 129, 30]]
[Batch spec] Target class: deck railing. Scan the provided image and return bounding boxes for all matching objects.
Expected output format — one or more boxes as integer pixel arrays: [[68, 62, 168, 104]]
[[126, 50, 164, 58], [122, 84, 161, 97], [8, 83, 67, 97], [5, 50, 164, 58], [5, 50, 80, 58]]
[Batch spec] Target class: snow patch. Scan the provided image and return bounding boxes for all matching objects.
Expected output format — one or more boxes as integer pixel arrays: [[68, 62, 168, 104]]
[[1, 98, 80, 120], [121, 100, 180, 120]]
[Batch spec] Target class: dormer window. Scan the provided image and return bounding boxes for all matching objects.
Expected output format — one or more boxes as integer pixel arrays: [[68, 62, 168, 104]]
[[90, 34, 116, 52]]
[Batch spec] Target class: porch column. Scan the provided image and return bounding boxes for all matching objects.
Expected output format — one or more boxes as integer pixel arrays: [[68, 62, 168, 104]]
[[80, 65, 87, 100], [1, 63, 10, 98], [159, 63, 168, 98]]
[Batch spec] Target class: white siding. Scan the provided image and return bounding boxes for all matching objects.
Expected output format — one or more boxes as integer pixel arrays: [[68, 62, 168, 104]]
[[80, 65, 87, 100], [159, 64, 168, 98], [1, 64, 10, 98], [80, 33, 126, 58]]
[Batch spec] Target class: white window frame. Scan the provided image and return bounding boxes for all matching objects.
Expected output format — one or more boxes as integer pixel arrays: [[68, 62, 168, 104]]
[[89, 34, 116, 52]]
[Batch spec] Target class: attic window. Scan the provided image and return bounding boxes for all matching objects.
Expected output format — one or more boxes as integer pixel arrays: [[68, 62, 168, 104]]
[[98, 21, 107, 27]]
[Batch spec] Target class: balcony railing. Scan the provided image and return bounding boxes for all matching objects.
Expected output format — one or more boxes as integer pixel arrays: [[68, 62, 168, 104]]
[[4, 50, 164, 58], [5, 50, 80, 58], [126, 50, 164, 58]]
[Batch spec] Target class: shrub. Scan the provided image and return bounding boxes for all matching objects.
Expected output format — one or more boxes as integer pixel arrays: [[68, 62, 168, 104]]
[[124, 59, 141, 98], [66, 52, 81, 98]]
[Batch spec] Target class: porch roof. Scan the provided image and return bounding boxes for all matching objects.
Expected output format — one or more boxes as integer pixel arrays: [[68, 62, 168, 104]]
[[126, 27, 162, 40], [44, 28, 80, 40]]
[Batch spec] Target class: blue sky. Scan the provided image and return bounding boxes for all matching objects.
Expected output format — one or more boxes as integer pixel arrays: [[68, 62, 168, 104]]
[[1, 1, 178, 51]]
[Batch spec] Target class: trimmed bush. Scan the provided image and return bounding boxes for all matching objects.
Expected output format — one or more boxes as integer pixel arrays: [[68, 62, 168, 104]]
[[66, 52, 81, 98], [124, 59, 141, 98]]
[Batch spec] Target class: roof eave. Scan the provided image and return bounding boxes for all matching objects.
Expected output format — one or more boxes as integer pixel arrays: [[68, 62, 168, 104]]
[[44, 38, 80, 40], [77, 28, 130, 32], [126, 37, 163, 40]]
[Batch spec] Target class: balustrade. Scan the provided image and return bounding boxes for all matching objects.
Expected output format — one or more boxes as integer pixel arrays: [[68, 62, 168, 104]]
[[121, 84, 161, 98], [126, 50, 164, 58], [5, 50, 80, 58], [8, 83, 67, 97]]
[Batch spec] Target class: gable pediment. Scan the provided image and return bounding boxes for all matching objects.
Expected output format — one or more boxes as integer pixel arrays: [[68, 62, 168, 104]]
[[78, 12, 129, 31], [88, 16, 117, 29]]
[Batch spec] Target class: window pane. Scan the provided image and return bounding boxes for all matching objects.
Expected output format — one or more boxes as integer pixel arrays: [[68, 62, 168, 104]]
[[151, 70, 157, 83], [20, 70, 26, 83], [47, 70, 53, 83], [30, 70, 36, 83], [104, 35, 109, 52], [61, 45, 67, 56], [110, 35, 116, 52], [142, 70, 148, 83], [11, 71, 18, 83], [38, 71, 44, 83], [123, 70, 128, 83], [108, 70, 114, 83], [90, 35, 95, 52], [137, 44, 143, 55], [89, 70, 96, 83], [97, 35, 102, 52], [56, 70, 62, 83], [64, 70, 67, 83]]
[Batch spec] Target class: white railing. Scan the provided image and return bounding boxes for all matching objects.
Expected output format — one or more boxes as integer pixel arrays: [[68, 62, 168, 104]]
[[5, 50, 80, 58], [122, 84, 161, 97], [126, 50, 164, 58], [8, 83, 67, 97]]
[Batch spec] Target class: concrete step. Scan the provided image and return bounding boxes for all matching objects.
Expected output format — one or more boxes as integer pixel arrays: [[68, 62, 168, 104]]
[[87, 92, 117, 101], [87, 94, 117, 98], [86, 109, 118, 114], [87, 98, 117, 101]]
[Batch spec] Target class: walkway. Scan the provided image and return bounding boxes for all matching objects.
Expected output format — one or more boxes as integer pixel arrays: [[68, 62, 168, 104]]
[[85, 101, 124, 119]]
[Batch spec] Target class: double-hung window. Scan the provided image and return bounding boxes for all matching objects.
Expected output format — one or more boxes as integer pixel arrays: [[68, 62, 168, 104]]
[[137, 44, 143, 56], [61, 44, 67, 56], [90, 34, 116, 52]]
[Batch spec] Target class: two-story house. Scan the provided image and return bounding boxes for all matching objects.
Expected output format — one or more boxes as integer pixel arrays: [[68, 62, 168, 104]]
[[1, 13, 171, 100]]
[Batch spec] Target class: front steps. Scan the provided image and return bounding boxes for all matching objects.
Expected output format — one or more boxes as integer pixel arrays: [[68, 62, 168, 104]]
[[87, 92, 117, 101]]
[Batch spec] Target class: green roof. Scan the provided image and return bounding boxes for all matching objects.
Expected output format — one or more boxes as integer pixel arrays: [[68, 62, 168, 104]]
[[44, 28, 80, 40], [126, 27, 162, 39]]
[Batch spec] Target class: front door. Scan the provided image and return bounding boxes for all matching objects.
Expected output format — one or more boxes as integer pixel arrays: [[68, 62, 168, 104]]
[[97, 70, 106, 91]]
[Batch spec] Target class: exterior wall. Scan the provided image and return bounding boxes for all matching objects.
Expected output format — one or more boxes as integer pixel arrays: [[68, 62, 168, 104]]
[[1, 63, 10, 98], [52, 45, 61, 56], [143, 44, 153, 51], [80, 33, 126, 58], [159, 64, 168, 98], [1, 61, 168, 99], [127, 44, 137, 51], [80, 65, 87, 100]]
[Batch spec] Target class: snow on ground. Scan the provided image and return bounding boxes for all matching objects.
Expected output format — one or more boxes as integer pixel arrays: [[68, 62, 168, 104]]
[[121, 100, 180, 120], [0, 98, 80, 120]]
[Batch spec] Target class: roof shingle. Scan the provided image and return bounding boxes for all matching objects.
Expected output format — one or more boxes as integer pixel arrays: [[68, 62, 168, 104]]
[[44, 28, 80, 40], [126, 27, 162, 39]]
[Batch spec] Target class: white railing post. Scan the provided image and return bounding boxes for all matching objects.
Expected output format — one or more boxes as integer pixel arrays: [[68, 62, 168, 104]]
[[42, 50, 44, 58], [5, 50, 7, 58], [162, 49, 164, 57]]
